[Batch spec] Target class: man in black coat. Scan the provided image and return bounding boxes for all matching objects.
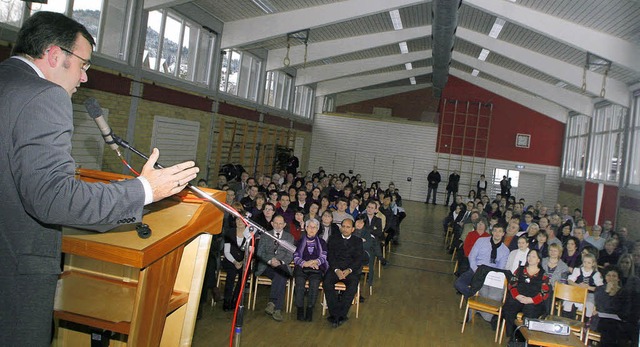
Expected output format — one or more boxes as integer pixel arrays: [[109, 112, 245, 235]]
[[426, 166, 441, 204], [324, 219, 363, 327], [445, 170, 460, 206]]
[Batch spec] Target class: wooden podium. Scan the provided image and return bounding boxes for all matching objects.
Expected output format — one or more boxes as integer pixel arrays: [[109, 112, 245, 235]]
[[53, 169, 224, 346]]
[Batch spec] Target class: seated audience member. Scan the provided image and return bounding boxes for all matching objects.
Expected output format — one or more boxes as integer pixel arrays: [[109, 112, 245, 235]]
[[362, 201, 387, 271], [267, 189, 279, 206], [378, 194, 398, 245], [519, 211, 534, 232], [318, 196, 331, 216], [295, 189, 309, 213], [617, 254, 640, 345], [253, 202, 276, 232], [591, 265, 629, 346], [443, 203, 464, 240], [599, 239, 620, 268], [542, 243, 570, 287], [601, 220, 614, 240], [221, 209, 249, 311], [454, 224, 510, 297], [585, 224, 606, 251], [616, 227, 635, 254], [293, 219, 328, 322], [529, 229, 549, 258], [523, 223, 540, 245], [332, 198, 354, 226], [289, 210, 306, 243], [346, 196, 361, 220], [572, 227, 590, 252], [557, 222, 572, 246], [276, 193, 295, 224], [462, 219, 490, 257], [255, 215, 295, 322], [249, 193, 266, 218], [319, 210, 339, 243], [562, 236, 582, 272], [324, 219, 364, 328], [503, 223, 521, 251], [562, 253, 603, 318], [506, 235, 530, 274], [459, 211, 481, 243], [305, 202, 320, 222], [354, 217, 375, 296], [502, 249, 551, 338], [240, 185, 259, 211]]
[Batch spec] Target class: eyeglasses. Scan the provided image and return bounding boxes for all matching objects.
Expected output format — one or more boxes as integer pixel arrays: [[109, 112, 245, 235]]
[[59, 47, 91, 72]]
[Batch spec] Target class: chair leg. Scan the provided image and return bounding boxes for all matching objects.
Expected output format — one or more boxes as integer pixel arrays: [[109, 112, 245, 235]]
[[498, 318, 506, 344], [459, 294, 464, 309], [493, 312, 502, 343], [251, 277, 258, 311], [461, 303, 470, 333], [355, 283, 360, 319]]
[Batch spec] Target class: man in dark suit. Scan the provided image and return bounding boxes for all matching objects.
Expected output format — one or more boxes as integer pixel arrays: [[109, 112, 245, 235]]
[[255, 215, 294, 322], [426, 166, 441, 204], [0, 12, 199, 346], [445, 170, 460, 206], [324, 218, 364, 327]]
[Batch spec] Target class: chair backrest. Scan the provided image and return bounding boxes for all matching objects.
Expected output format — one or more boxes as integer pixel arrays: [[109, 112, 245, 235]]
[[484, 271, 507, 290], [551, 282, 588, 316]]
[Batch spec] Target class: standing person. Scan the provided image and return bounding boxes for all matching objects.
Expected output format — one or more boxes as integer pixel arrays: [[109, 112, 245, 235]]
[[445, 170, 460, 206], [426, 166, 441, 205], [500, 176, 509, 198], [285, 149, 299, 176], [0, 12, 200, 346], [476, 174, 488, 199]]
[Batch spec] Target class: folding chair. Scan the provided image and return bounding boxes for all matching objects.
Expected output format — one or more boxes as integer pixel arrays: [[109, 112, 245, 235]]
[[461, 271, 508, 343], [549, 282, 589, 338], [322, 281, 361, 318]]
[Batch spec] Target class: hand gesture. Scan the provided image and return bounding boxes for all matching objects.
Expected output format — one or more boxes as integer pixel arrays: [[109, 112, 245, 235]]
[[140, 148, 199, 202]]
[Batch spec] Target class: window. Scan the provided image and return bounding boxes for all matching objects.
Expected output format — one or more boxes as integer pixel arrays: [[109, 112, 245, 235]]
[[588, 103, 627, 182], [293, 85, 314, 119], [0, 0, 25, 27], [219, 49, 262, 101], [264, 71, 293, 111], [628, 91, 640, 187], [562, 114, 590, 179], [143, 9, 216, 85]]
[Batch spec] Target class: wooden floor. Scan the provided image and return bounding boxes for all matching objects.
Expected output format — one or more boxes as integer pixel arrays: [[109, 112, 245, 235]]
[[192, 201, 501, 347]]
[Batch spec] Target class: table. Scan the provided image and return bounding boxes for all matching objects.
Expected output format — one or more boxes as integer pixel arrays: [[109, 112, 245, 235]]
[[515, 320, 584, 347]]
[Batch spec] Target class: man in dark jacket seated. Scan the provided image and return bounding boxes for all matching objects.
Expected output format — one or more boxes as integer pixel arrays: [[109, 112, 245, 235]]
[[324, 219, 364, 328]]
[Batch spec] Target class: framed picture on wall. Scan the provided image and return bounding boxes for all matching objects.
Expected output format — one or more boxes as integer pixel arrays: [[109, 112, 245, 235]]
[[515, 133, 531, 148]]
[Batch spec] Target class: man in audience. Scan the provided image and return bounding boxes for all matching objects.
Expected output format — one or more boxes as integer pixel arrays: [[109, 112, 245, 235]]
[[216, 174, 228, 190], [332, 197, 354, 226], [240, 185, 258, 211], [454, 224, 509, 297], [276, 193, 295, 224], [324, 219, 363, 328], [616, 227, 635, 253], [573, 227, 590, 251], [255, 215, 294, 322]]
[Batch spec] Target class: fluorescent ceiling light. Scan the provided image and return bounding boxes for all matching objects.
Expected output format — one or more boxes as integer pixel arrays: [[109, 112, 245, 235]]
[[488, 18, 506, 38], [409, 77, 416, 85], [478, 48, 490, 61], [555, 81, 567, 88], [252, 0, 276, 14], [399, 41, 409, 54], [389, 9, 403, 30], [405, 63, 413, 70], [471, 69, 480, 77]]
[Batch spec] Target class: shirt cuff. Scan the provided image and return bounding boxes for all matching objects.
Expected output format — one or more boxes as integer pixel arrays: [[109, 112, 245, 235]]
[[137, 176, 153, 205]]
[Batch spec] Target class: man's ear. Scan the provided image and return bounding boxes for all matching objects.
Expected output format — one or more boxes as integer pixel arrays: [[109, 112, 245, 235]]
[[45, 45, 62, 68]]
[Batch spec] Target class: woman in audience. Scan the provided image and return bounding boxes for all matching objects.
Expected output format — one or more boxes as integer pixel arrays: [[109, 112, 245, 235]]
[[542, 243, 569, 287], [562, 236, 582, 272], [529, 229, 549, 258], [288, 186, 298, 205], [487, 202, 501, 220], [558, 222, 573, 246], [318, 210, 338, 243], [318, 196, 331, 216], [359, 190, 371, 211], [305, 202, 320, 222], [250, 193, 266, 218], [289, 210, 305, 243], [309, 187, 322, 205], [591, 265, 628, 346], [221, 207, 249, 311], [506, 235, 530, 274], [502, 249, 551, 338]]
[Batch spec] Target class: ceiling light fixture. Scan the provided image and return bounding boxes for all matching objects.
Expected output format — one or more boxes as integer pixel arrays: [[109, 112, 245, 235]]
[[399, 41, 409, 54], [409, 77, 416, 85], [478, 48, 490, 61], [488, 18, 506, 39], [405, 63, 413, 70], [252, 0, 276, 14], [471, 69, 480, 77], [389, 9, 403, 30]]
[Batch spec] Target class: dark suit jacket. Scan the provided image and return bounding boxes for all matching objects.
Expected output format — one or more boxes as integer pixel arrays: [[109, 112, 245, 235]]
[[0, 58, 145, 276], [327, 233, 364, 276], [363, 215, 384, 240], [255, 229, 294, 276]]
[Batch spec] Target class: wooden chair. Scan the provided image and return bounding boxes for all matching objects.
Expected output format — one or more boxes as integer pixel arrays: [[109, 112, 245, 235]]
[[216, 263, 253, 308], [361, 265, 373, 296], [444, 226, 453, 249], [251, 273, 292, 312], [549, 282, 589, 337], [583, 328, 600, 346], [461, 271, 508, 343], [322, 281, 361, 318]]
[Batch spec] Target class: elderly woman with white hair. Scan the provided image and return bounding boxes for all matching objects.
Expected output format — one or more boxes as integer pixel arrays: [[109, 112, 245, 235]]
[[293, 218, 329, 322]]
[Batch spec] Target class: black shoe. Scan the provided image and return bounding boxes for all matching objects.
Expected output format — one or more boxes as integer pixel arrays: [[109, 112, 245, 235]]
[[305, 306, 314, 321], [337, 316, 349, 326], [490, 316, 498, 331], [359, 295, 365, 303], [297, 307, 305, 321], [327, 315, 336, 323]]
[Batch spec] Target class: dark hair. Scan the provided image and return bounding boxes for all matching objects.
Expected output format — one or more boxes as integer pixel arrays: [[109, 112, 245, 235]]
[[602, 265, 621, 280], [13, 11, 95, 58], [525, 249, 544, 270]]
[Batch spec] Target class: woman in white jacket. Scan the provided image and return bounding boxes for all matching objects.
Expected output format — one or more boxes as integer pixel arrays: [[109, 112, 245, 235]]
[[506, 235, 530, 274]]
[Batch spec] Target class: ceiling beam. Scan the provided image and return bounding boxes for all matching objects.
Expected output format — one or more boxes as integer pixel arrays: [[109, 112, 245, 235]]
[[457, 27, 630, 108], [336, 84, 432, 106], [464, 0, 640, 73], [316, 67, 432, 96], [222, 0, 427, 48], [266, 25, 431, 71], [144, 0, 192, 11], [296, 50, 431, 86], [453, 51, 594, 116], [450, 69, 568, 123]]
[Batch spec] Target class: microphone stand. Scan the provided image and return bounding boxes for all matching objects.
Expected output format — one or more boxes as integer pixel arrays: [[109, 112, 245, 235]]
[[110, 134, 295, 346]]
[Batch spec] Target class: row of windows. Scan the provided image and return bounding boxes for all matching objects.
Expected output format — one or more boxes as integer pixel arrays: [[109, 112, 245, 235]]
[[562, 99, 638, 188], [0, 1, 314, 119]]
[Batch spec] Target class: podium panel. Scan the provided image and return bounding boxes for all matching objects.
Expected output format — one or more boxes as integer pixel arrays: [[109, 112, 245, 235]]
[[53, 169, 224, 346]]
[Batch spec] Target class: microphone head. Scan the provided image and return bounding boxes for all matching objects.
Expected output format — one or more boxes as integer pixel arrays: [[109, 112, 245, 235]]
[[84, 97, 102, 119]]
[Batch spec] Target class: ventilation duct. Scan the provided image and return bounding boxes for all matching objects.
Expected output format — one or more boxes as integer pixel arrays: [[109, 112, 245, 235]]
[[431, 0, 461, 97]]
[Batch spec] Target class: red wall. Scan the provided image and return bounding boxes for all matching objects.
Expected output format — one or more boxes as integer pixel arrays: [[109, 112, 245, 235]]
[[335, 87, 440, 122], [441, 76, 565, 167], [583, 182, 618, 226]]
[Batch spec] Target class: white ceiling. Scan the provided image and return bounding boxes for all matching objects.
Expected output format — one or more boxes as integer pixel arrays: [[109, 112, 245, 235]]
[[153, 0, 640, 122]]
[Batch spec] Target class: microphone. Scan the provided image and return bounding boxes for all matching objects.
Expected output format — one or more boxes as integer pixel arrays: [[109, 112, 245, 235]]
[[84, 97, 118, 151]]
